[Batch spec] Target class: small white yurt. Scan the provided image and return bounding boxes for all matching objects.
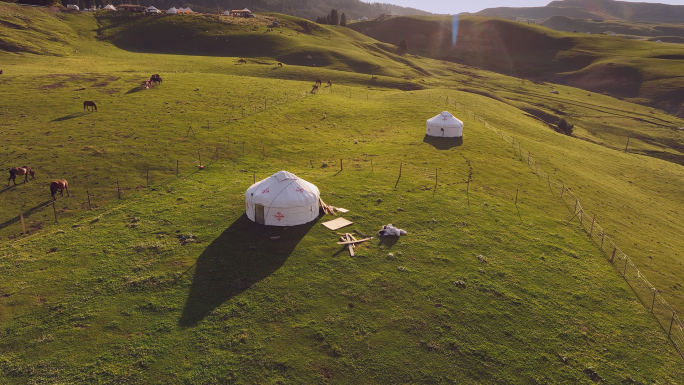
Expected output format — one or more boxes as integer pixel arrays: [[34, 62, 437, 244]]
[[103, 4, 116, 10], [245, 171, 320, 226], [167, 7, 178, 14], [67, 4, 79, 10], [146, 6, 160, 13], [426, 111, 463, 138]]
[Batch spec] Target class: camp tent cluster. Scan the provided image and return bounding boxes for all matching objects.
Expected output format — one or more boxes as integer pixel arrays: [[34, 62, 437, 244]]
[[245, 171, 320, 226], [426, 111, 464, 138], [168, 7, 193, 14]]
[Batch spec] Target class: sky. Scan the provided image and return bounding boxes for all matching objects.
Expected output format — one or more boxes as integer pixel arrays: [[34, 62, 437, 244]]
[[384, 0, 684, 15]]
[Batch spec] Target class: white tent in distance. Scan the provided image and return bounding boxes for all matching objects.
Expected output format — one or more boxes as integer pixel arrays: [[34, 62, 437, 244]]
[[245, 171, 320, 226], [426, 111, 463, 138]]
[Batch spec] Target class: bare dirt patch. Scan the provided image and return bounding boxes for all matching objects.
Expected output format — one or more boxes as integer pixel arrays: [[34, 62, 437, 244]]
[[39, 82, 64, 90]]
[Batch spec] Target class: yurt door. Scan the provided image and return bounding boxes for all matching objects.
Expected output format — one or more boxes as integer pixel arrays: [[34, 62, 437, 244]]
[[255, 204, 265, 224]]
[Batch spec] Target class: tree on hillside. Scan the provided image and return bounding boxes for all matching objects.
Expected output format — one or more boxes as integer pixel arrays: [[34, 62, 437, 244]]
[[399, 38, 408, 52], [340, 12, 347, 27], [329, 8, 339, 25]]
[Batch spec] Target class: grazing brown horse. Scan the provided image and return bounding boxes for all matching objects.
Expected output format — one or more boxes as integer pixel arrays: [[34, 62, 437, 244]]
[[83, 101, 97, 112], [7, 166, 35, 186], [277, 62, 283, 67], [327, 79, 332, 86], [315, 79, 322, 86], [142, 79, 152, 89], [150, 74, 162, 85], [311, 85, 319, 93], [50, 179, 69, 200], [0, 70, 3, 75], [237, 59, 247, 64]]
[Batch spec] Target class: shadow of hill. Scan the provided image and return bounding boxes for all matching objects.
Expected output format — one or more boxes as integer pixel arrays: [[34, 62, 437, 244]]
[[178, 214, 317, 327], [423, 134, 463, 150]]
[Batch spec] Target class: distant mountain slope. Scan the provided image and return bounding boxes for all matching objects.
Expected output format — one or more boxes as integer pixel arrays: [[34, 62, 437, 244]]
[[349, 15, 684, 114], [541, 15, 684, 42], [476, 0, 684, 24], [14, 0, 432, 20]]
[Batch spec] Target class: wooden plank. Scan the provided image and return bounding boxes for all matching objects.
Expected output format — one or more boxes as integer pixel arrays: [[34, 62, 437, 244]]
[[346, 233, 354, 256], [322, 217, 353, 230], [335, 207, 349, 213], [354, 229, 366, 238], [336, 237, 373, 245]]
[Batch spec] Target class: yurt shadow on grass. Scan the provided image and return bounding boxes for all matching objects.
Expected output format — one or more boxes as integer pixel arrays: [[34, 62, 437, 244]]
[[178, 214, 317, 326], [422, 134, 463, 150]]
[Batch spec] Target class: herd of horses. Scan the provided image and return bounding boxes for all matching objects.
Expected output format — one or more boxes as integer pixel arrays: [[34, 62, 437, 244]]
[[7, 166, 68, 201], [142, 74, 162, 89], [9, 71, 336, 206], [311, 79, 332, 93]]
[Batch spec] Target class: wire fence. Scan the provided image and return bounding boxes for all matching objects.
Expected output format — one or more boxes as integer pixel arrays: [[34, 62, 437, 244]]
[[440, 97, 684, 358]]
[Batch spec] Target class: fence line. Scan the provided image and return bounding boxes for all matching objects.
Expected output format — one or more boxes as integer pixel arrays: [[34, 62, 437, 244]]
[[442, 98, 684, 358]]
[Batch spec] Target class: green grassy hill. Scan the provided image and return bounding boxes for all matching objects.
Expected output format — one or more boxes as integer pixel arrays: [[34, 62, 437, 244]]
[[2, 4, 684, 383], [541, 15, 684, 42], [349, 15, 684, 114], [0, 4, 75, 55], [476, 0, 684, 25]]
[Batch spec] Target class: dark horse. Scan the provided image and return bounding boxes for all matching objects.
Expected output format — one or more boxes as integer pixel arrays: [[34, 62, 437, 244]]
[[315, 79, 322, 86], [311, 84, 319, 93], [83, 101, 97, 112], [7, 166, 35, 186], [150, 74, 162, 85], [50, 179, 69, 200]]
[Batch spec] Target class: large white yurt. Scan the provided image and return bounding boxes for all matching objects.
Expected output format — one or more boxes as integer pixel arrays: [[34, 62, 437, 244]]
[[245, 171, 320, 226], [426, 111, 463, 138], [167, 7, 178, 14], [103, 4, 116, 10]]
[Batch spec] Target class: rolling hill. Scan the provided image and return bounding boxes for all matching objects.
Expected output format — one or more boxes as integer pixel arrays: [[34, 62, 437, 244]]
[[476, 0, 684, 24], [2, 4, 684, 383], [541, 15, 684, 43], [349, 15, 684, 115]]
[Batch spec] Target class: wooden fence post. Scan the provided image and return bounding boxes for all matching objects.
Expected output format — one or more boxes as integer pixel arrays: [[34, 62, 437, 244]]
[[561, 183, 565, 198], [198, 150, 202, 167], [623, 255, 628, 277], [434, 168, 438, 189], [176, 159, 179, 176], [589, 214, 595, 236], [625, 137, 630, 153], [20, 213, 26, 235], [515, 189, 518, 205], [310, 160, 313, 168], [53, 202, 58, 222], [611, 246, 617, 262], [600, 230, 604, 249], [253, 173, 255, 184], [652, 288, 657, 312], [340, 159, 343, 172], [87, 190, 91, 210], [669, 311, 676, 337]]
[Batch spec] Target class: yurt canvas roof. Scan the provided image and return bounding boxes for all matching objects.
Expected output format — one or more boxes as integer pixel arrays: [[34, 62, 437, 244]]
[[427, 111, 462, 128], [426, 111, 464, 138], [245, 171, 320, 226], [167, 7, 177, 13], [103, 4, 116, 10]]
